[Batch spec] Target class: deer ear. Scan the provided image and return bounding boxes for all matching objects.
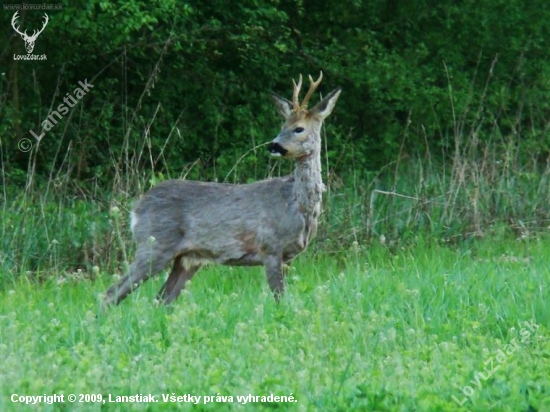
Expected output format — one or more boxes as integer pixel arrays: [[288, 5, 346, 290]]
[[271, 93, 293, 118], [310, 88, 341, 120]]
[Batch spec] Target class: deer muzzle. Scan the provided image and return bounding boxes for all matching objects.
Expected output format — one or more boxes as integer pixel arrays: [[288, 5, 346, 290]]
[[268, 142, 288, 157]]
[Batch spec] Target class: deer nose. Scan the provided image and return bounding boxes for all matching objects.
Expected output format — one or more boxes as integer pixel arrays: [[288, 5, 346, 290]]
[[268, 142, 288, 156]]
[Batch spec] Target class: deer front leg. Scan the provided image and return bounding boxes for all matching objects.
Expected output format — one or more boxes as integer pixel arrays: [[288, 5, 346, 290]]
[[263, 255, 284, 302]]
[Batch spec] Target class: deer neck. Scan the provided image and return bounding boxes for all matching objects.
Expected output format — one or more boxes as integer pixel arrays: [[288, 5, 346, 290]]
[[292, 141, 323, 216]]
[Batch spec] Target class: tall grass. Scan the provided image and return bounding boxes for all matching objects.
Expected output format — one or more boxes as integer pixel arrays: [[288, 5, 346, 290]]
[[323, 147, 550, 249], [2, 128, 550, 281]]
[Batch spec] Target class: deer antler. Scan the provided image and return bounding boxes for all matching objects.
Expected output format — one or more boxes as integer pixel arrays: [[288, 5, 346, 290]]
[[11, 12, 48, 40], [292, 74, 303, 111], [300, 71, 323, 109], [11, 11, 27, 37], [32, 13, 49, 39]]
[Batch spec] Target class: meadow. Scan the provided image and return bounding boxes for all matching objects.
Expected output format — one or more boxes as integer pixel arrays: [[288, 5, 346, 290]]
[[1, 232, 549, 411], [2, 129, 550, 411]]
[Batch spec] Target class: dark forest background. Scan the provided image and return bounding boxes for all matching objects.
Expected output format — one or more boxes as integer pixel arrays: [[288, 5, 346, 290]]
[[2, 0, 549, 181]]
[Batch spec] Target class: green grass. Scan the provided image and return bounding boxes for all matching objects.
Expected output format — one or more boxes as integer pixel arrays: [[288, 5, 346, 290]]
[[1, 236, 549, 411]]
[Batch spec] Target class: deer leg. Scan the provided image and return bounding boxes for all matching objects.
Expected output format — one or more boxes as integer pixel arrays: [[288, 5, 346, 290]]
[[264, 255, 284, 302], [102, 245, 172, 309], [157, 258, 200, 304]]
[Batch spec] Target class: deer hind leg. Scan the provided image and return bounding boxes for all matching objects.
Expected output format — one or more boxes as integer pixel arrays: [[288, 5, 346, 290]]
[[157, 257, 201, 304], [102, 244, 172, 309], [264, 255, 284, 302]]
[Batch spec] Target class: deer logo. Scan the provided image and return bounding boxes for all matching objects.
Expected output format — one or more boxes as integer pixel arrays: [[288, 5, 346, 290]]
[[11, 11, 49, 54]]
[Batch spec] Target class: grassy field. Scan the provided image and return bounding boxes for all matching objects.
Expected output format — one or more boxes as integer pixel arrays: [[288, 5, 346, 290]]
[[1, 234, 548, 411]]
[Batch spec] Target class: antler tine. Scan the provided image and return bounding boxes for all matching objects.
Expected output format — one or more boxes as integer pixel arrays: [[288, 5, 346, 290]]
[[11, 11, 26, 37], [292, 74, 303, 111], [40, 14, 48, 31], [301, 71, 323, 109], [33, 13, 49, 38]]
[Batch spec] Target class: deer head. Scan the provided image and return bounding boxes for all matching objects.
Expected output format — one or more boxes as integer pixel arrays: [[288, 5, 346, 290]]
[[269, 72, 341, 161], [11, 11, 49, 54]]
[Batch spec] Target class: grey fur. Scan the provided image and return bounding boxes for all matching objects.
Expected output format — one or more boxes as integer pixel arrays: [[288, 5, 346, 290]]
[[102, 79, 341, 309]]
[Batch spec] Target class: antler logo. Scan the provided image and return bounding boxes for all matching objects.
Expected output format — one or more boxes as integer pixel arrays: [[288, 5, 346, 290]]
[[11, 11, 49, 54]]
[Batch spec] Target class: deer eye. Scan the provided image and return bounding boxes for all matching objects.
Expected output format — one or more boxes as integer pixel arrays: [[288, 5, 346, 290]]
[[293, 127, 305, 134]]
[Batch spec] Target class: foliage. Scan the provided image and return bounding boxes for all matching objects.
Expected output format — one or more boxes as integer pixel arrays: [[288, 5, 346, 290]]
[[1, 0, 550, 187]]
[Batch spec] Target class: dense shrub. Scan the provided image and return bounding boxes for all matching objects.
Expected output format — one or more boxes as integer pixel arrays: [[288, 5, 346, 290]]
[[1, 0, 549, 186]]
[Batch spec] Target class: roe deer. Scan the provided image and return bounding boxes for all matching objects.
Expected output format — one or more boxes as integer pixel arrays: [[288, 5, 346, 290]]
[[102, 72, 341, 308]]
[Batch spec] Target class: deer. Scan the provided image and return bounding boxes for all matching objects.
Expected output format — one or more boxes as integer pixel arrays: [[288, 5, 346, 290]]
[[11, 11, 49, 54], [102, 72, 341, 309]]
